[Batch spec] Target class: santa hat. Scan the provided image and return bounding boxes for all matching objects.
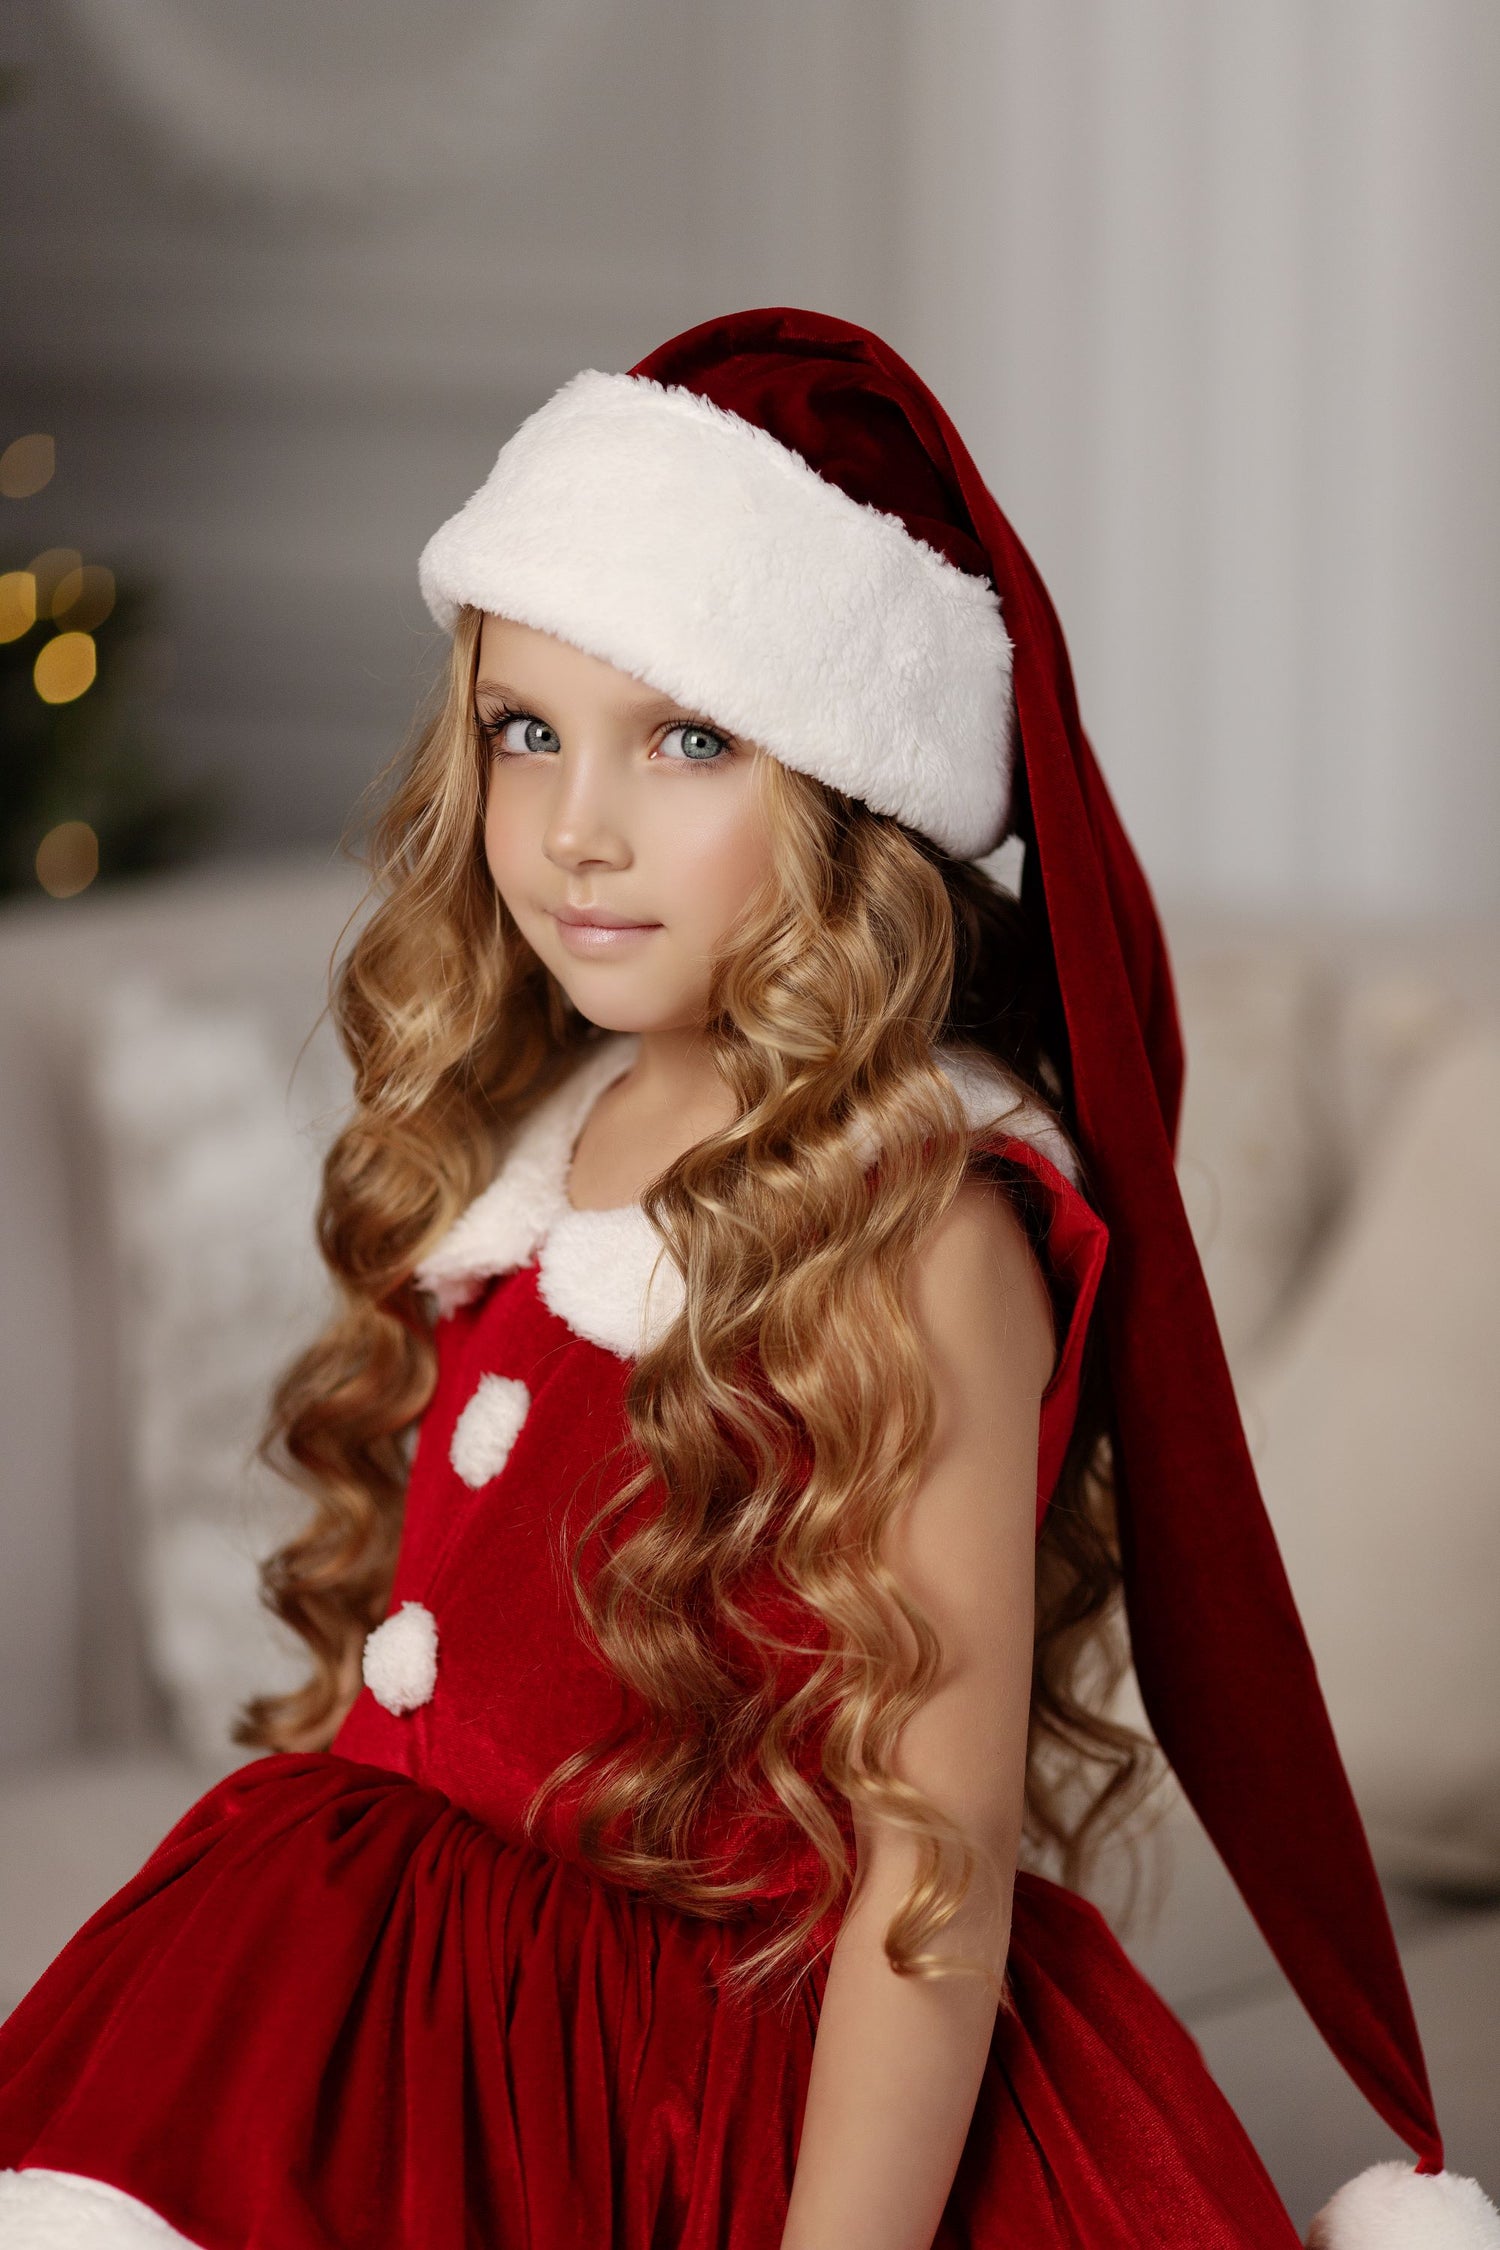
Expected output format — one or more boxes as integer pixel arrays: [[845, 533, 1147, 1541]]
[[419, 307, 1496, 2241], [419, 361, 1013, 859]]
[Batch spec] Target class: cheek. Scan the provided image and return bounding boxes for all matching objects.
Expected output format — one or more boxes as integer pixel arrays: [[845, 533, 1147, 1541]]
[[483, 774, 531, 901], [658, 777, 775, 935]]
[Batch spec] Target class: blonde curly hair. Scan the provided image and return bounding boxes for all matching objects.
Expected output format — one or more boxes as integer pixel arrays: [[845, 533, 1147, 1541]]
[[239, 606, 1155, 2001]]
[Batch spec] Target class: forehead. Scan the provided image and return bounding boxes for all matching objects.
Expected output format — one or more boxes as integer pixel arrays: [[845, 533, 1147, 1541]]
[[475, 612, 680, 716]]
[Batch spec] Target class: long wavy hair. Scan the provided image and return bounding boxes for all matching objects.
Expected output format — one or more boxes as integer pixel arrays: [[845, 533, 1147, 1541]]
[[239, 605, 1157, 2001]]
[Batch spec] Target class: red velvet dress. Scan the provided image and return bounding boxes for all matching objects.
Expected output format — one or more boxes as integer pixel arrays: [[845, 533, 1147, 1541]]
[[0, 1038, 1301, 2250]]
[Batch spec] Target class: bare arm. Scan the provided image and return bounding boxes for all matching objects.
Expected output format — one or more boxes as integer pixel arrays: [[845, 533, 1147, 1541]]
[[778, 1175, 1054, 2250]]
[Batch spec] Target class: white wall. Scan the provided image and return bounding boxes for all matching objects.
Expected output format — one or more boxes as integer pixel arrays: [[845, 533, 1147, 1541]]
[[890, 0, 1500, 913]]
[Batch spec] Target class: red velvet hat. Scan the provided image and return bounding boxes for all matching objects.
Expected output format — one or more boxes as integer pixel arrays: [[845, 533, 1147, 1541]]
[[420, 307, 1494, 2237]]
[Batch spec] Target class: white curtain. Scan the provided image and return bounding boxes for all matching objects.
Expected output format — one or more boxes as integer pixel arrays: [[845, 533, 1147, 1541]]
[[893, 0, 1500, 914]]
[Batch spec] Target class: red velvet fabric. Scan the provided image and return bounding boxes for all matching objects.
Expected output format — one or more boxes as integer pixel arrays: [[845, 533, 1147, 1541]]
[[312, 1134, 1104, 1917], [0, 1764, 1298, 2250], [0, 1141, 1301, 2244], [633, 309, 1442, 2168]]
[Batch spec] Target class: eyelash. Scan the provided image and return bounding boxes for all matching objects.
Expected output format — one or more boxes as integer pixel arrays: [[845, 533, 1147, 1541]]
[[477, 702, 734, 769]]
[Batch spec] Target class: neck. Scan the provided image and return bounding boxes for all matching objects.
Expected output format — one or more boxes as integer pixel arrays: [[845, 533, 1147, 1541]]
[[620, 1024, 734, 1133]]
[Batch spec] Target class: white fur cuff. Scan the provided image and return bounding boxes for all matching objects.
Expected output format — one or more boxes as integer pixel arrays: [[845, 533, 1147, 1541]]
[[418, 369, 1014, 859], [1306, 2160, 1500, 2248], [0, 2170, 198, 2248]]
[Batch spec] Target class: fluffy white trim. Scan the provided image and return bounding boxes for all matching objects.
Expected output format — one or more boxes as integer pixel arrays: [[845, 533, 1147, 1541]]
[[538, 1201, 686, 1359], [449, 1373, 531, 1489], [418, 369, 1013, 859], [932, 1046, 1079, 1185], [0, 2170, 199, 2247], [413, 1035, 1075, 1360], [361, 1600, 439, 1715], [415, 1034, 639, 1317], [1306, 2160, 1500, 2249]]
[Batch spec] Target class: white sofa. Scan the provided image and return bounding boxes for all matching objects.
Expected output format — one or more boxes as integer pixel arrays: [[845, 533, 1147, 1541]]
[[1, 856, 1497, 2227]]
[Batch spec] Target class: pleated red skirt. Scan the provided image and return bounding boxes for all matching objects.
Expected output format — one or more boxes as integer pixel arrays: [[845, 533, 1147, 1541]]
[[0, 1751, 1299, 2249]]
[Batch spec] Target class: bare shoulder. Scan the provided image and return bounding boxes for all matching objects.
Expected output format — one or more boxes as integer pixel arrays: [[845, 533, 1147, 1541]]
[[878, 1170, 1054, 1740], [909, 1171, 1056, 1407]]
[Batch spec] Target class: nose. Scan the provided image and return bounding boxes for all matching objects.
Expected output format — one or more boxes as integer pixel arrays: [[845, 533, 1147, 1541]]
[[540, 740, 631, 874]]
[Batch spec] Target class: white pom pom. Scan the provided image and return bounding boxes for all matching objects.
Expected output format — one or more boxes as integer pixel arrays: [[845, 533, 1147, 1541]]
[[1307, 2160, 1500, 2249], [449, 1373, 530, 1489], [361, 1601, 439, 1715]]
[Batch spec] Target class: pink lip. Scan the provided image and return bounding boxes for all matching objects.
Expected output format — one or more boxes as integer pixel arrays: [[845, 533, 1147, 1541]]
[[551, 906, 659, 929], [548, 906, 662, 957]]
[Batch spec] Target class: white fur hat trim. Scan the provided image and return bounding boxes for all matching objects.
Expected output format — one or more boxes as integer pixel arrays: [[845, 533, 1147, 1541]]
[[0, 2168, 196, 2245], [413, 1032, 1076, 1360], [1306, 2159, 1500, 2249], [418, 369, 1014, 859], [361, 1600, 439, 1716]]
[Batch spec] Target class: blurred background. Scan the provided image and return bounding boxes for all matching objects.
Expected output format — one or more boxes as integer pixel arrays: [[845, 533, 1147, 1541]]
[[1, 0, 1497, 2226]]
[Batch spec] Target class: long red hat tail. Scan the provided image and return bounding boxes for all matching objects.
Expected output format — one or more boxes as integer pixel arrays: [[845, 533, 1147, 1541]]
[[634, 306, 1442, 2168]]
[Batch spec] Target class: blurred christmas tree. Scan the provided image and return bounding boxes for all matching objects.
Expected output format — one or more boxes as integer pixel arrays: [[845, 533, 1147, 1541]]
[[1, 436, 224, 900]]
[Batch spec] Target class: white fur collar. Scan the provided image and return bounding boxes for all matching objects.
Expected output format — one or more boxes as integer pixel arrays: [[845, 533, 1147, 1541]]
[[414, 1033, 1075, 1359]]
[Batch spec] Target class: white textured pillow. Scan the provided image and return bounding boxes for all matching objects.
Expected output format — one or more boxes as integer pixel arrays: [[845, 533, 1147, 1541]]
[[1242, 1027, 1500, 1878], [88, 981, 349, 1766]]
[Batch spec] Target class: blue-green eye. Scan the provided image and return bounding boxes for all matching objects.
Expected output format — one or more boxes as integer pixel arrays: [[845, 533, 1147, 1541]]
[[488, 711, 559, 756], [659, 721, 731, 764]]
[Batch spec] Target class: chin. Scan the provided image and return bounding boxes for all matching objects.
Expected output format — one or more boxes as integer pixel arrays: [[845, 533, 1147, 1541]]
[[556, 981, 704, 1038]]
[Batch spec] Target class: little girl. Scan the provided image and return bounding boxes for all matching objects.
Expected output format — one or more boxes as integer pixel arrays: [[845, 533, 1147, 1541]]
[[0, 308, 1493, 2250]]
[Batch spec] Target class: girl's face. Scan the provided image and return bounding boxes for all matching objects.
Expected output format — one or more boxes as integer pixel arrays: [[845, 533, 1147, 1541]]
[[478, 613, 775, 1037]]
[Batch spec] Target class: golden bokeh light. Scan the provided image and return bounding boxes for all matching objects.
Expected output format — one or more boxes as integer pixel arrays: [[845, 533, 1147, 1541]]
[[35, 821, 100, 899], [34, 630, 97, 705], [51, 562, 115, 631], [0, 434, 55, 500], [28, 547, 82, 611], [0, 569, 36, 643]]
